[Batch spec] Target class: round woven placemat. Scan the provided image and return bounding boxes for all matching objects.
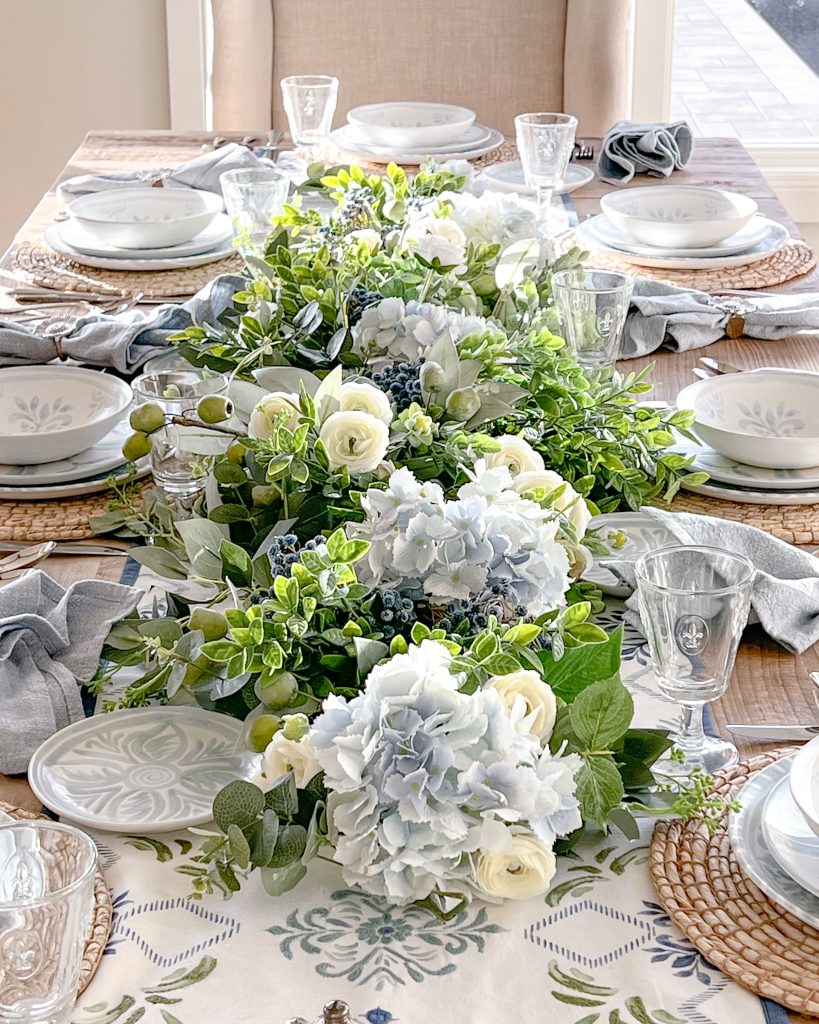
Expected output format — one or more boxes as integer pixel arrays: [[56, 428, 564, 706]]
[[663, 492, 819, 546], [0, 478, 152, 542], [0, 801, 112, 996], [11, 240, 243, 299], [560, 229, 816, 290], [650, 750, 819, 1018]]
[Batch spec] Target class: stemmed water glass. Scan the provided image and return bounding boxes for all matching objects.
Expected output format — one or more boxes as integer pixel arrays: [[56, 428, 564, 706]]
[[635, 545, 755, 774], [281, 74, 339, 163], [514, 112, 577, 241]]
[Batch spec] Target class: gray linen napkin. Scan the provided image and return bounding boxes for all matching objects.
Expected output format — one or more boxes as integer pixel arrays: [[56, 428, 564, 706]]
[[604, 506, 819, 654], [0, 274, 244, 373], [0, 570, 141, 773], [621, 279, 819, 359], [599, 120, 694, 185], [56, 143, 266, 201]]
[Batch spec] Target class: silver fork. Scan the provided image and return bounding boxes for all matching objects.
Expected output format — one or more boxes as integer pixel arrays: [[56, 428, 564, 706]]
[[573, 141, 594, 161]]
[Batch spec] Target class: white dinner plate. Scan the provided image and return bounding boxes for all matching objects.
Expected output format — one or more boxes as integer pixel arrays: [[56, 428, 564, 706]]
[[729, 755, 819, 931], [328, 125, 504, 165], [583, 512, 678, 597], [589, 213, 771, 259], [671, 435, 819, 490], [577, 215, 789, 270], [479, 160, 595, 197], [44, 225, 237, 271], [0, 457, 149, 500], [58, 214, 233, 260], [762, 775, 819, 899], [680, 473, 819, 505], [29, 706, 259, 833], [0, 419, 131, 486], [342, 121, 493, 154]]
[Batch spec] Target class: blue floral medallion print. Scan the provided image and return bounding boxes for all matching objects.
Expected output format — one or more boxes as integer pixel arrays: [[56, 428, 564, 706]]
[[267, 888, 503, 989]]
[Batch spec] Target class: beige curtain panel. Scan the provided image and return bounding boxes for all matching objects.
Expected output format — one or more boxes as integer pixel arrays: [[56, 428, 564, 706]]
[[210, 0, 633, 137]]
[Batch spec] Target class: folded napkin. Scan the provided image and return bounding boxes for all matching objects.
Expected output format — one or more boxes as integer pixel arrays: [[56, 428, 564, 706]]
[[621, 278, 819, 359], [0, 274, 244, 373], [0, 570, 141, 773], [605, 506, 819, 654], [56, 142, 266, 201], [598, 120, 694, 186]]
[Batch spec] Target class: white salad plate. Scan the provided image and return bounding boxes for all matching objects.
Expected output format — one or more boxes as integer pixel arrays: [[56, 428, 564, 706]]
[[583, 512, 677, 597], [577, 215, 789, 270], [680, 475, 819, 505], [762, 775, 819, 899], [600, 186, 757, 248], [479, 160, 595, 197], [347, 102, 476, 149], [58, 214, 233, 260], [790, 735, 819, 838], [729, 755, 819, 931], [588, 213, 771, 259], [0, 419, 131, 486], [29, 706, 259, 833], [329, 124, 504, 164], [339, 121, 492, 154], [0, 457, 149, 500], [671, 435, 819, 490], [45, 225, 236, 272]]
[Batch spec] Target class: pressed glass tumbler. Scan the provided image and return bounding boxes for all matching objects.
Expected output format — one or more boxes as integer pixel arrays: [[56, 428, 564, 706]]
[[281, 74, 339, 153], [220, 167, 290, 257], [0, 821, 97, 1024], [552, 269, 634, 370], [635, 545, 755, 773]]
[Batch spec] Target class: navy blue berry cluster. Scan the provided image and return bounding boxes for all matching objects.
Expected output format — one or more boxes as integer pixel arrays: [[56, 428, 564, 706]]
[[367, 358, 425, 412], [366, 588, 416, 639]]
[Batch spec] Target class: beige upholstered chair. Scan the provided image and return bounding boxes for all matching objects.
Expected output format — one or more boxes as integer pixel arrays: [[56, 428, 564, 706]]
[[210, 0, 633, 138]]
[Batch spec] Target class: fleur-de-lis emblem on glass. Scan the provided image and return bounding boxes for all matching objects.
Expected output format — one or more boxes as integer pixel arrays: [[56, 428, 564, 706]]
[[597, 308, 615, 337], [536, 134, 558, 161], [304, 90, 317, 118], [674, 614, 709, 656]]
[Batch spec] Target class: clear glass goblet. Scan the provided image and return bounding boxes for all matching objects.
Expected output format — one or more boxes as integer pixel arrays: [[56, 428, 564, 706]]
[[281, 74, 339, 163], [220, 167, 290, 258], [635, 545, 755, 774], [552, 269, 634, 371], [0, 820, 98, 1024], [514, 112, 577, 241]]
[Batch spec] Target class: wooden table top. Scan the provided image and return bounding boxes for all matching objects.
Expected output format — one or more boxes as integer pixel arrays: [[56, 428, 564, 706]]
[[1, 130, 818, 808]]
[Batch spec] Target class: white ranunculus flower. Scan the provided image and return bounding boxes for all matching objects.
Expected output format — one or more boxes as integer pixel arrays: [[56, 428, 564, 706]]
[[490, 669, 557, 743], [347, 228, 382, 253], [444, 189, 537, 248], [474, 827, 557, 901], [248, 392, 300, 438], [260, 731, 321, 789], [402, 216, 467, 272], [511, 469, 592, 541], [319, 410, 390, 475], [338, 381, 393, 425], [485, 436, 545, 477]]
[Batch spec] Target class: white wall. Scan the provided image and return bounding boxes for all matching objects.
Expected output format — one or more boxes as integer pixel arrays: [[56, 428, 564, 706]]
[[0, 0, 171, 249]]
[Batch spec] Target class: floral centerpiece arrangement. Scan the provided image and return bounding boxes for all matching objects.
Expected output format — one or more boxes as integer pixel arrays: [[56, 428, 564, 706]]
[[93, 160, 717, 915]]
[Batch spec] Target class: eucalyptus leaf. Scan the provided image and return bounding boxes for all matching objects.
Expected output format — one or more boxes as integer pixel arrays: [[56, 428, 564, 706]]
[[176, 518, 228, 581], [130, 545, 188, 581], [259, 859, 307, 896], [212, 780, 264, 834]]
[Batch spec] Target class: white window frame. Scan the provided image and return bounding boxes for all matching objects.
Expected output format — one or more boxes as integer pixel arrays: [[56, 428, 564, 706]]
[[164, 0, 211, 131], [630, 0, 819, 230]]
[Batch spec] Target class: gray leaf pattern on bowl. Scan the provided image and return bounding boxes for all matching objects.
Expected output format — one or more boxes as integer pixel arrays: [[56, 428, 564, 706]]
[[9, 395, 74, 433], [736, 400, 805, 438]]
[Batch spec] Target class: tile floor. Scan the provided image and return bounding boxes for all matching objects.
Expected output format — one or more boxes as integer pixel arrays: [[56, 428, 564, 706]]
[[671, 0, 819, 140]]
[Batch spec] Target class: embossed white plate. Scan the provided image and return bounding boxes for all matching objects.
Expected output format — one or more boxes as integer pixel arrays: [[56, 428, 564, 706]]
[[0, 457, 149, 500], [680, 475, 819, 505], [671, 435, 819, 490], [0, 420, 130, 486], [584, 512, 678, 597], [479, 160, 594, 196], [29, 707, 258, 832], [729, 755, 819, 930], [328, 124, 504, 164], [762, 775, 819, 899], [44, 225, 236, 272]]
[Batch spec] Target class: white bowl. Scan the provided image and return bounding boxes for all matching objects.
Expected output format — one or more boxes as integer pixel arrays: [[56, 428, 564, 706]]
[[0, 366, 132, 465], [347, 102, 476, 149], [676, 371, 819, 470], [600, 186, 758, 249], [67, 187, 224, 249], [790, 736, 819, 839]]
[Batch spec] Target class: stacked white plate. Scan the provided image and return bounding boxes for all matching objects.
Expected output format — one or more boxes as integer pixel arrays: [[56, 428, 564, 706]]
[[479, 160, 594, 197], [331, 101, 503, 164], [729, 743, 819, 930], [0, 419, 149, 500]]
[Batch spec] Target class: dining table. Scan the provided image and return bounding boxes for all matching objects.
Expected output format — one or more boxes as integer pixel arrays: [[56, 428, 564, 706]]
[[0, 130, 818, 1024]]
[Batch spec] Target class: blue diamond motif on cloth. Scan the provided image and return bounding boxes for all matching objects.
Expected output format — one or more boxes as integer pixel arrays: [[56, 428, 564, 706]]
[[524, 898, 654, 968], [109, 896, 240, 967]]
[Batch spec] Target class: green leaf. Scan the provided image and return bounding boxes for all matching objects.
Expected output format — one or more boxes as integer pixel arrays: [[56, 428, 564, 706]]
[[259, 859, 307, 896], [219, 539, 254, 587], [354, 637, 388, 677], [575, 755, 624, 830], [226, 823, 251, 869], [212, 780, 264, 834], [176, 518, 227, 581], [250, 808, 280, 867], [130, 545, 188, 581], [608, 806, 640, 840], [571, 676, 634, 750], [137, 618, 183, 645], [263, 771, 298, 818], [541, 625, 622, 703], [266, 823, 307, 867]]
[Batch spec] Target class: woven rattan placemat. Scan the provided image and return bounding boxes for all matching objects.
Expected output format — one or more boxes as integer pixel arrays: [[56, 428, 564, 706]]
[[665, 492, 819, 546], [650, 750, 819, 1018], [0, 801, 112, 996], [0, 479, 152, 542], [11, 240, 243, 299]]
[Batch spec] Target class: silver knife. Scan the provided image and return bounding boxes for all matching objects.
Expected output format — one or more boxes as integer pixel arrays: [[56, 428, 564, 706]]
[[726, 724, 819, 741], [0, 541, 128, 557]]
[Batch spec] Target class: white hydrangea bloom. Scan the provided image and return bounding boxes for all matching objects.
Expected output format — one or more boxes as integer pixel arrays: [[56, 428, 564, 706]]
[[442, 189, 537, 249]]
